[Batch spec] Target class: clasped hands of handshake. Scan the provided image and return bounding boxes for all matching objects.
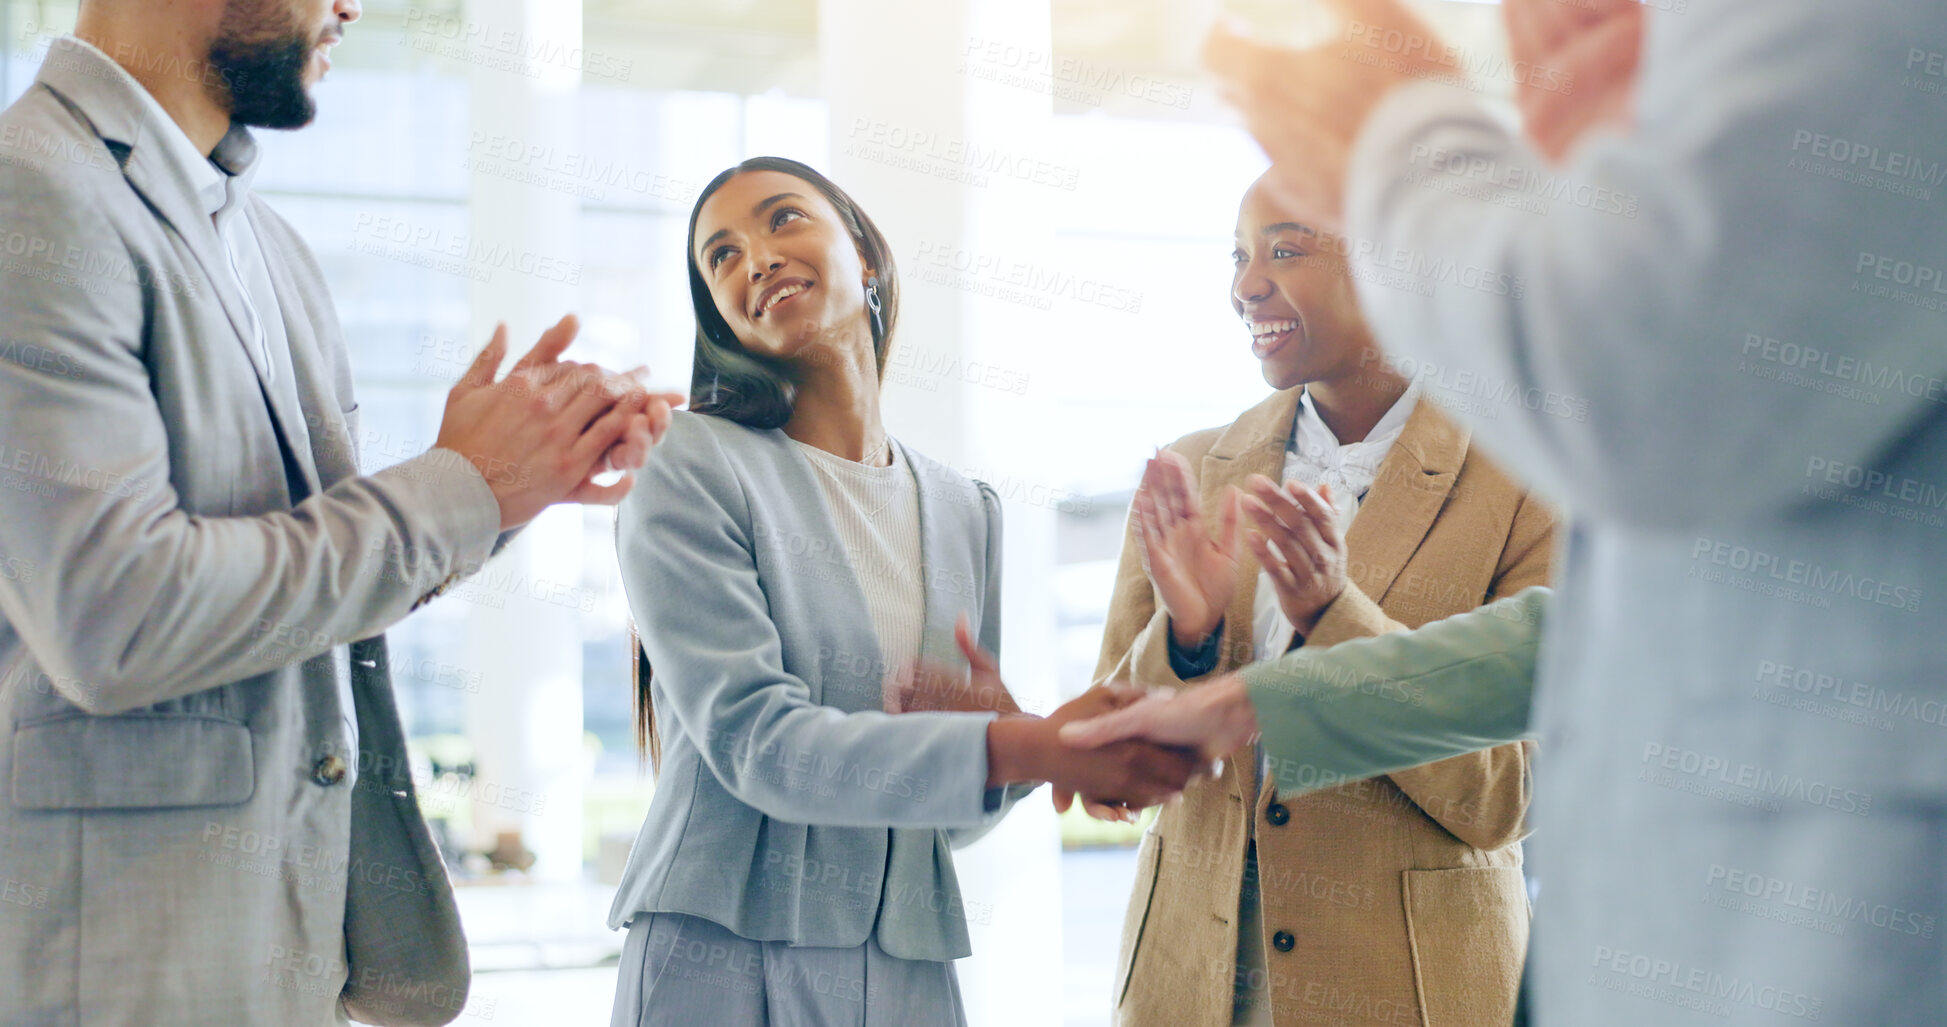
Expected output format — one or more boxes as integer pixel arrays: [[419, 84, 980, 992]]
[[895, 618, 1205, 819]]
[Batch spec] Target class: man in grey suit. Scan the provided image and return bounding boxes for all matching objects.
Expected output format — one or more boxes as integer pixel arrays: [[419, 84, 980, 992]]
[[1069, 0, 1947, 1023], [0, 1, 674, 1024]]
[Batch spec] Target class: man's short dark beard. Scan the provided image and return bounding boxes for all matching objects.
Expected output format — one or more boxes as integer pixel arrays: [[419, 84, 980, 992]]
[[207, 5, 319, 130]]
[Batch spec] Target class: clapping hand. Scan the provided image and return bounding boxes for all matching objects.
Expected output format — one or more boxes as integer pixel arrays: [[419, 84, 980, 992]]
[[1241, 477, 1348, 641], [1202, 0, 1645, 226], [1202, 0, 1460, 232], [1506, 0, 1644, 162], [435, 315, 687, 528], [1136, 450, 1242, 650], [1055, 449, 1243, 822]]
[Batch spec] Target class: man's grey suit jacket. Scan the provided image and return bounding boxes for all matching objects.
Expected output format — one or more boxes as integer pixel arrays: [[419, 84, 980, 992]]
[[1337, 1, 1947, 1022], [0, 39, 502, 1027]]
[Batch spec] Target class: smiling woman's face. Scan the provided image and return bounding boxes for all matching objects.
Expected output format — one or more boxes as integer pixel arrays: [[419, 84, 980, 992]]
[[692, 169, 874, 364], [1231, 177, 1377, 391]]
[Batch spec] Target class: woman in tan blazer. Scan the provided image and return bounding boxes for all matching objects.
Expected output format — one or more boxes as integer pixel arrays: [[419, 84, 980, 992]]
[[1093, 175, 1558, 1026]]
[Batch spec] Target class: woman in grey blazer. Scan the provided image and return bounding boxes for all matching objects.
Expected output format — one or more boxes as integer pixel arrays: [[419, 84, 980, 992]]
[[608, 157, 1201, 1026]]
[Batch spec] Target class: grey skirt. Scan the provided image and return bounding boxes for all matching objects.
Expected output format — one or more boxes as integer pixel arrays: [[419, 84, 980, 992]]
[[610, 912, 969, 1027]]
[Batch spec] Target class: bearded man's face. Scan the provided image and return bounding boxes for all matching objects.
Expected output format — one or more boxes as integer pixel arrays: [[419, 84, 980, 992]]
[[206, 0, 344, 129]]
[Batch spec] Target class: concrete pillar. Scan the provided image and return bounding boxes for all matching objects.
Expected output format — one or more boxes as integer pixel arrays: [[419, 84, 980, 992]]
[[460, 0, 588, 883], [822, 2, 1064, 1023]]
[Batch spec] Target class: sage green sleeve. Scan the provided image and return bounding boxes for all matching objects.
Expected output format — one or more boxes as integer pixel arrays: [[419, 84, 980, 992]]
[[1241, 587, 1551, 797]]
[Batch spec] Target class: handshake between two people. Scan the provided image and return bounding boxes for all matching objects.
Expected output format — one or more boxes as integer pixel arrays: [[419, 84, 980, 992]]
[[432, 315, 690, 531], [896, 617, 1265, 819]]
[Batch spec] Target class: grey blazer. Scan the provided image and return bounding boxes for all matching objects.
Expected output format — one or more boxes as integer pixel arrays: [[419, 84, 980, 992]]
[[609, 410, 1022, 963], [0, 40, 501, 1027]]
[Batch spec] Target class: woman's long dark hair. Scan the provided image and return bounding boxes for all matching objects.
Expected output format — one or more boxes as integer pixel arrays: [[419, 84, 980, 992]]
[[634, 157, 903, 770]]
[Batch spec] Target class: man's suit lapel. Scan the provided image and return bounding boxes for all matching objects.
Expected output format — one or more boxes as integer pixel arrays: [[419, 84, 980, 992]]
[[1341, 401, 1471, 603], [84, 102, 282, 396], [114, 147, 268, 375], [123, 162, 325, 502], [39, 42, 320, 498], [251, 212, 340, 493]]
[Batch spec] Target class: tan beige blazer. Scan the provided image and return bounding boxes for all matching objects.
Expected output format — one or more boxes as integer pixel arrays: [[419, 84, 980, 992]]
[[1097, 388, 1558, 1027]]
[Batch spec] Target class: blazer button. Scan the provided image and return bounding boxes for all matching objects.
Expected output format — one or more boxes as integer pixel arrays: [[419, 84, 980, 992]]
[[312, 755, 348, 787], [1266, 802, 1290, 826], [1272, 930, 1295, 953]]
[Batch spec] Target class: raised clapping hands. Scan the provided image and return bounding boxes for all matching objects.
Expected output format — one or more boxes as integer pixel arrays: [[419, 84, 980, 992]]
[[897, 617, 1207, 810], [1202, 0, 1458, 233], [1138, 454, 1350, 649], [1064, 459, 1346, 822], [1202, 0, 1645, 227], [1505, 0, 1643, 163], [432, 315, 689, 530]]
